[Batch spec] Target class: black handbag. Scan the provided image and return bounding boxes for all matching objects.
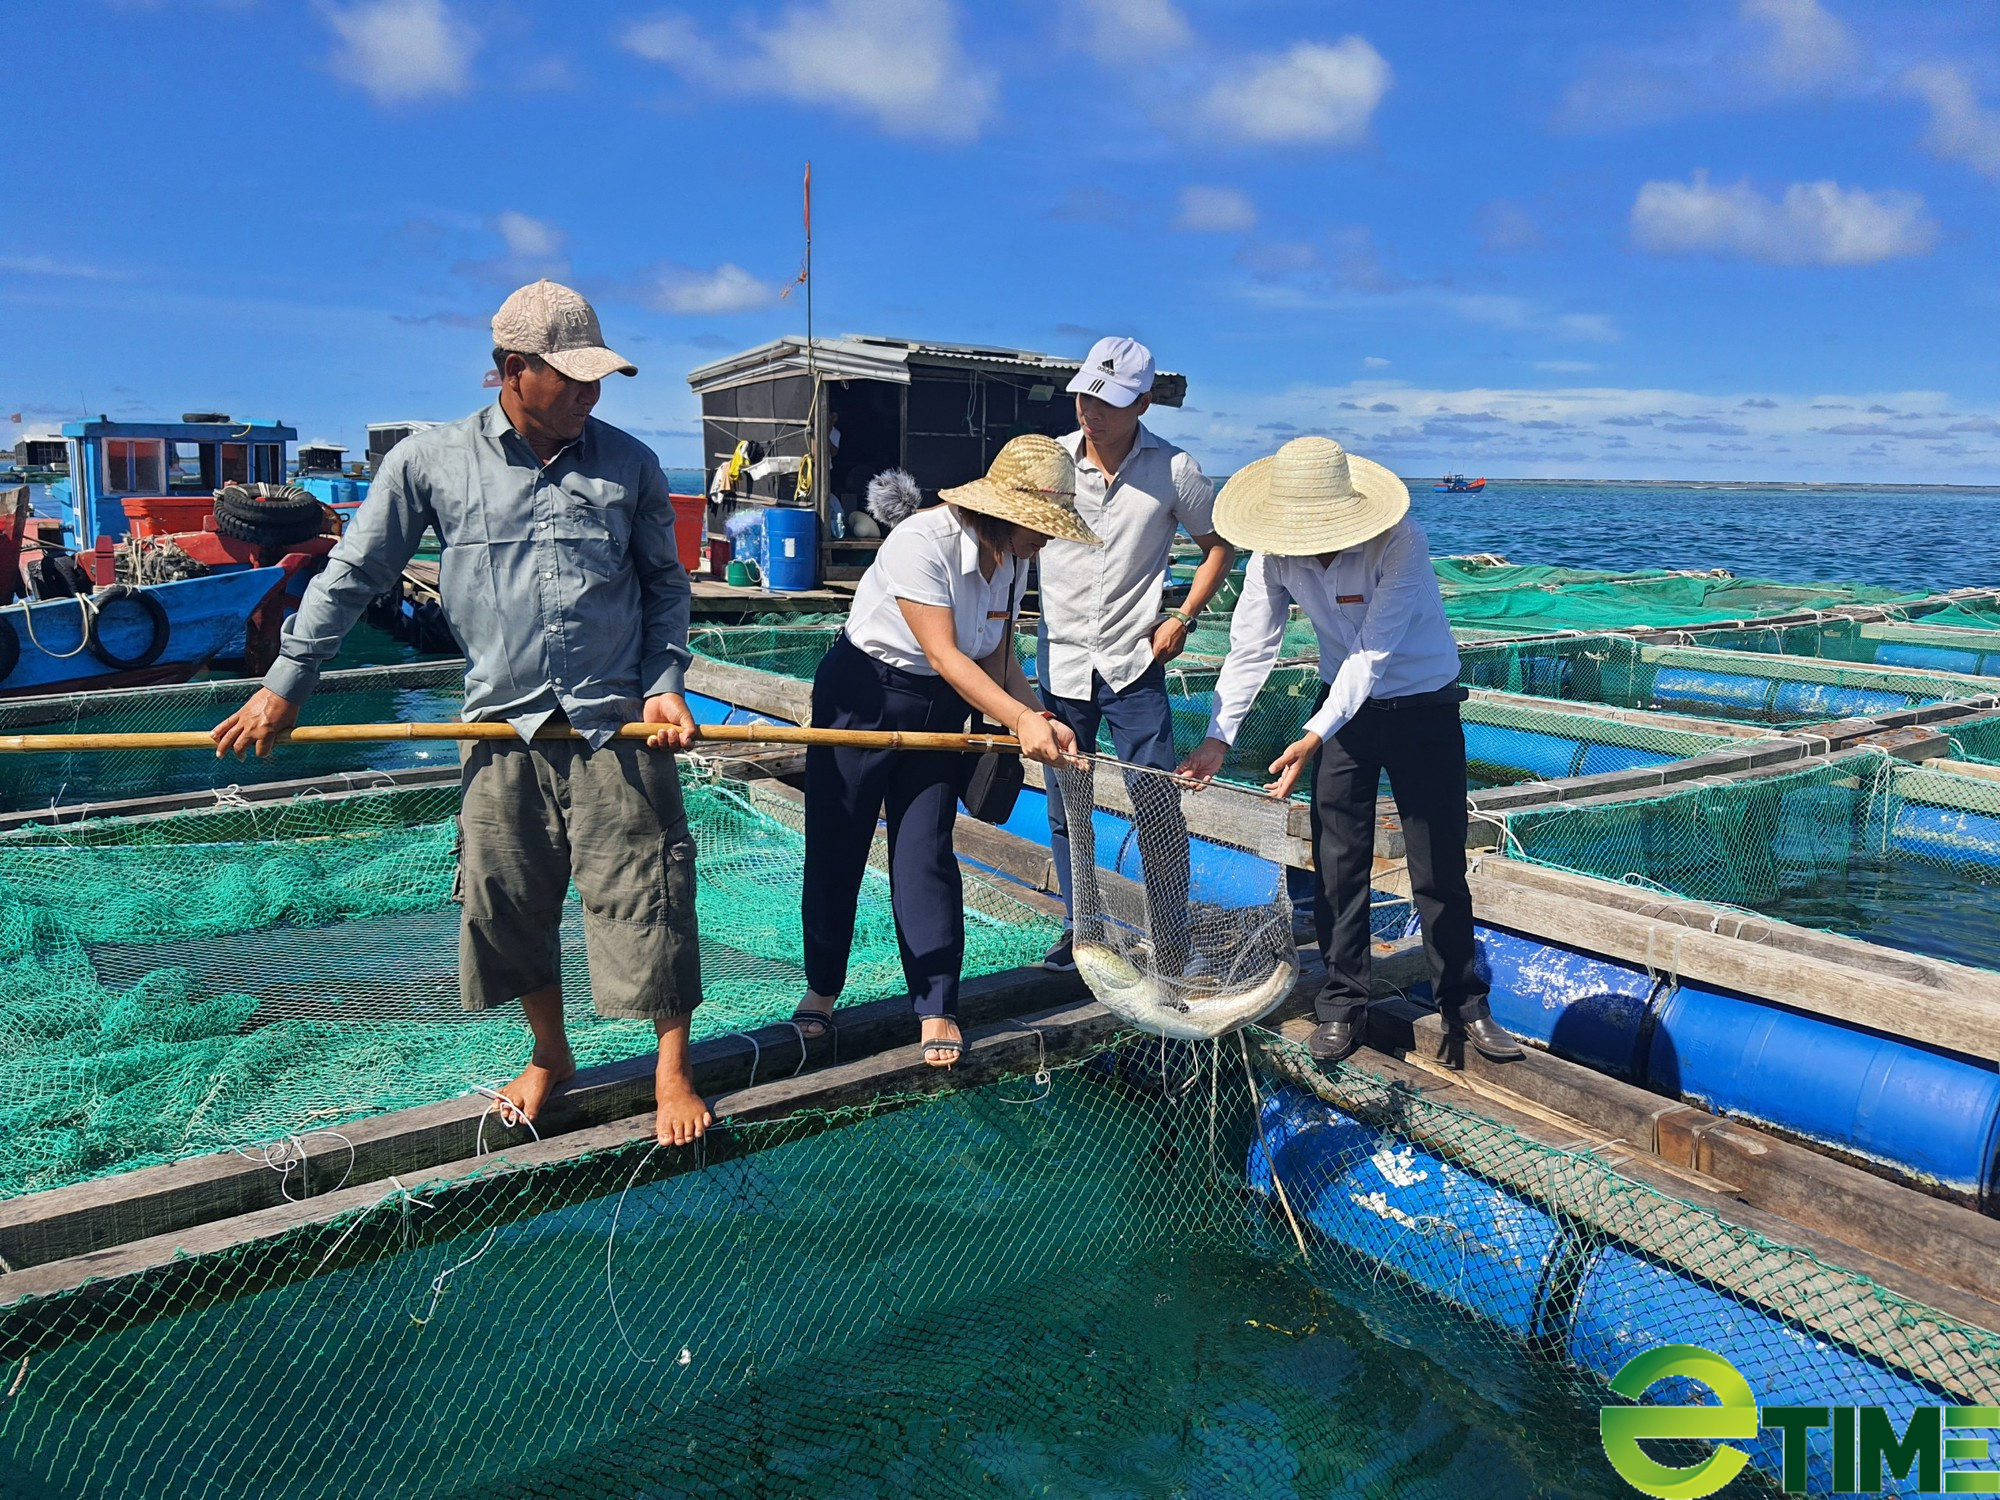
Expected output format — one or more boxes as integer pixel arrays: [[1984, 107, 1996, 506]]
[[957, 569, 1029, 825], [958, 721, 1026, 824]]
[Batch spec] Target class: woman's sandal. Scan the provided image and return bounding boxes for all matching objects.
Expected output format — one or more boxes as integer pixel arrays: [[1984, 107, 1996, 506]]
[[792, 1000, 837, 1042], [921, 1023, 964, 1070]]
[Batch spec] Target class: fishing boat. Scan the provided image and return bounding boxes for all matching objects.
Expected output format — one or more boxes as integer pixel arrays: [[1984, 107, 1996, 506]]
[[1434, 473, 1486, 492]]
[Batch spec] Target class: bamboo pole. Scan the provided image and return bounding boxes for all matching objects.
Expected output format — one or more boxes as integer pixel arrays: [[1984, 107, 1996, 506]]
[[0, 723, 1021, 755]]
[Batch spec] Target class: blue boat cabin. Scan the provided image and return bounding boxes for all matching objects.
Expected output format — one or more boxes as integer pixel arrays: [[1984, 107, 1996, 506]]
[[51, 415, 296, 546]]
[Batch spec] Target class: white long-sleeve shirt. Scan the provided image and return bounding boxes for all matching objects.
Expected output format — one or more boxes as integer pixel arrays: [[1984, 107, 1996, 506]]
[[1205, 516, 1461, 746]]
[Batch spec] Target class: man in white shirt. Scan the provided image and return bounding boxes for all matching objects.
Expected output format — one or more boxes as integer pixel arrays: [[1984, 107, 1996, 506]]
[[1037, 336, 1236, 973], [1180, 436, 1523, 1067]]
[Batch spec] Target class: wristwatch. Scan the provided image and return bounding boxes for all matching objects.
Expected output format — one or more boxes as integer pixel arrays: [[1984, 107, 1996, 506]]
[[1165, 608, 1197, 628]]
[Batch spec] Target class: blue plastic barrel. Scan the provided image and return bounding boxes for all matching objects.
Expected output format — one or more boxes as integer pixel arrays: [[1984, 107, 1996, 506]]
[[1473, 927, 1656, 1078], [1888, 801, 2000, 872], [763, 507, 819, 591], [1567, 1245, 1966, 1499], [1647, 982, 2000, 1203], [996, 786, 1281, 908], [1875, 641, 1987, 675], [1248, 1088, 1567, 1335], [1462, 723, 1583, 781], [1575, 742, 1679, 777], [1650, 667, 1769, 714], [1771, 679, 1925, 720]]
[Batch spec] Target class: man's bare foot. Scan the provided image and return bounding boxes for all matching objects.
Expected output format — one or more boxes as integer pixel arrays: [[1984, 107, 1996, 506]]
[[920, 1015, 964, 1070], [497, 1047, 575, 1126], [656, 1053, 712, 1147]]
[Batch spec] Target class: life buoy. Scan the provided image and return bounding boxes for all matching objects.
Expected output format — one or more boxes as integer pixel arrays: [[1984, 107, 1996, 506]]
[[86, 585, 171, 670]]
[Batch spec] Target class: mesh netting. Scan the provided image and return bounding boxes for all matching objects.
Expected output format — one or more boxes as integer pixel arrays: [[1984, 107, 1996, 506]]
[[1687, 620, 2000, 681], [1153, 663, 1750, 794], [1432, 568, 1912, 639], [689, 618, 1038, 684], [0, 664, 468, 814], [1893, 598, 2000, 632], [0, 771, 1058, 1199], [1457, 634, 1997, 727], [1496, 751, 2000, 973], [1946, 713, 2000, 767], [1, 1031, 1992, 1498], [1054, 762, 1297, 1038]]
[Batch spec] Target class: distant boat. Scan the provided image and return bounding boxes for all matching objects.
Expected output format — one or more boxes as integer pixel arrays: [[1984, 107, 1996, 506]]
[[1434, 474, 1487, 493]]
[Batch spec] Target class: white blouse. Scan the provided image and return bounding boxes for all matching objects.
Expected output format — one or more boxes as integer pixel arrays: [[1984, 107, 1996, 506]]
[[844, 505, 1024, 676]]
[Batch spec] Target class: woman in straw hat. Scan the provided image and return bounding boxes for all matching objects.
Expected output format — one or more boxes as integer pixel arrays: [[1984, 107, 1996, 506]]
[[1178, 436, 1523, 1068], [797, 435, 1099, 1068]]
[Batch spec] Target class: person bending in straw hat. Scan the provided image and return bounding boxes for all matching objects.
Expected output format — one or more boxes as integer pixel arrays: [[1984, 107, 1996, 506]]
[[212, 279, 714, 1146], [1179, 436, 1524, 1067], [1036, 336, 1235, 977], [796, 436, 1095, 1068]]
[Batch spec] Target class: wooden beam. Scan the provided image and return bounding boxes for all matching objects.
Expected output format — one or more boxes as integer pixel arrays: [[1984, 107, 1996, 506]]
[[685, 657, 815, 725], [1928, 757, 2000, 784], [1264, 1024, 2000, 1400], [0, 997, 1124, 1346], [0, 961, 1086, 1273], [1355, 1001, 2000, 1320], [1464, 859, 2000, 1060]]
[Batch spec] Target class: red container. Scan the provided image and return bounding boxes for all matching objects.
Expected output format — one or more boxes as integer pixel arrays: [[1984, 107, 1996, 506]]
[[669, 494, 705, 574], [121, 495, 214, 538]]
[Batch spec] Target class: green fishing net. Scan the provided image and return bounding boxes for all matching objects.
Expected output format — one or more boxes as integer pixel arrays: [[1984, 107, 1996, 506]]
[[0, 773, 1058, 1199]]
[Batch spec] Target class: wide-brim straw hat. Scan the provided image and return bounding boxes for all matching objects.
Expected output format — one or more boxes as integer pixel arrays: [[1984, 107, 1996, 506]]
[[1214, 436, 1409, 555], [940, 434, 1101, 547]]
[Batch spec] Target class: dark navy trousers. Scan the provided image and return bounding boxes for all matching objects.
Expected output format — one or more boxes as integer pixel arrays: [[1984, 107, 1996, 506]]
[[802, 634, 971, 1019], [1039, 656, 1193, 971], [1309, 694, 1490, 1027]]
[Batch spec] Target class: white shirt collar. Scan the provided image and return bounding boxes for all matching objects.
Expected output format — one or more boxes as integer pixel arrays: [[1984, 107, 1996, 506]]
[[1064, 422, 1157, 473]]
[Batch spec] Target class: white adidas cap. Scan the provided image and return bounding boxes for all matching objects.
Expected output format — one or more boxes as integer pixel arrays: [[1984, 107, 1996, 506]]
[[1065, 336, 1155, 409]]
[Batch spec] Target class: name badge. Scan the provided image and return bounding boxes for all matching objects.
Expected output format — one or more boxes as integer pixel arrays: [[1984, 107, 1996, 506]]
[[1337, 594, 1365, 605], [987, 610, 1009, 620]]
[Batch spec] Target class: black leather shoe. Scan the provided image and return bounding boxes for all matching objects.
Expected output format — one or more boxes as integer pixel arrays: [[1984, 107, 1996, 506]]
[[1307, 1019, 1361, 1064], [1461, 1016, 1525, 1061]]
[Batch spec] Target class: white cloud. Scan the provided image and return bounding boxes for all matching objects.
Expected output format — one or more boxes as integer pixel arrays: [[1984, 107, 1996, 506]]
[[1362, 356, 1390, 368], [1197, 38, 1391, 146], [454, 212, 570, 287], [1175, 185, 1256, 233], [1067, 0, 1191, 63], [1741, 0, 1859, 86], [1631, 172, 1936, 266], [648, 263, 780, 315], [322, 0, 476, 105], [620, 0, 995, 141], [1902, 63, 2000, 180], [0, 254, 124, 280]]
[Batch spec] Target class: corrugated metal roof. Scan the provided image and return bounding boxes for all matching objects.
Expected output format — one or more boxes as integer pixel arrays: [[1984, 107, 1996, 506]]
[[686, 335, 1186, 406]]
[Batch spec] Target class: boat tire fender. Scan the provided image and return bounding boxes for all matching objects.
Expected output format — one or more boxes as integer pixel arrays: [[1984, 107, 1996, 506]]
[[214, 484, 326, 546], [86, 585, 171, 671]]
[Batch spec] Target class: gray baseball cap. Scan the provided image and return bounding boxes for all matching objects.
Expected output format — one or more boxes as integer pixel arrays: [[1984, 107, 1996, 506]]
[[490, 279, 637, 382]]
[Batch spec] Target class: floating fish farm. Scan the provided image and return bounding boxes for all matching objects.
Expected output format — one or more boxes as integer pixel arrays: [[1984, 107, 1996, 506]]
[[3, 557, 2000, 1497]]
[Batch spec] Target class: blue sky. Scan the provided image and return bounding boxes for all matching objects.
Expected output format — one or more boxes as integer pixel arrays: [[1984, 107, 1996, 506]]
[[7, 0, 2000, 482]]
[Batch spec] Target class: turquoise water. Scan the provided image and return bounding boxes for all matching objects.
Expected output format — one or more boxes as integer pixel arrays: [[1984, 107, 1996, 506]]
[[1409, 480, 1999, 594]]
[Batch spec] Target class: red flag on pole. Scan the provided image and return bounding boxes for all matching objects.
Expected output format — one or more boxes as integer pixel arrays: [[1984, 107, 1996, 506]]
[[803, 160, 812, 240]]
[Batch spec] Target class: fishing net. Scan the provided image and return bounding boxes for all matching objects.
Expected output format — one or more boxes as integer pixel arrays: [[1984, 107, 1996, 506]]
[[1052, 760, 1298, 1039], [1457, 633, 1998, 727], [1433, 571, 1913, 638], [1, 1030, 1994, 1498], [1687, 619, 2000, 680], [1892, 598, 2000, 632], [1153, 664, 1751, 794], [0, 663, 468, 815], [0, 770, 1058, 1199], [1494, 750, 2000, 974], [1945, 713, 2000, 768]]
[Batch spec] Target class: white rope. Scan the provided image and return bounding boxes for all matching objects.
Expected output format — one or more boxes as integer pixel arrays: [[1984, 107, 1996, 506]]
[[1238, 1032, 1312, 1265], [996, 1025, 1052, 1105], [0, 1250, 23, 1407], [605, 1142, 666, 1365], [226, 1128, 358, 1203], [18, 594, 94, 661]]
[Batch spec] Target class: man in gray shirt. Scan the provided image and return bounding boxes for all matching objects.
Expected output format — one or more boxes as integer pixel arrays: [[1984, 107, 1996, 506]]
[[213, 280, 711, 1147], [1038, 337, 1236, 974]]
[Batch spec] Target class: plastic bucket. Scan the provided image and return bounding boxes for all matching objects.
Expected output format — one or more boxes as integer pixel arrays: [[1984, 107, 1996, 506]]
[[669, 494, 705, 575], [1647, 981, 2000, 1202], [763, 506, 818, 591]]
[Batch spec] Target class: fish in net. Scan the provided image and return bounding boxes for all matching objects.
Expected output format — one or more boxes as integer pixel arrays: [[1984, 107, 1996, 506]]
[[1052, 759, 1298, 1040]]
